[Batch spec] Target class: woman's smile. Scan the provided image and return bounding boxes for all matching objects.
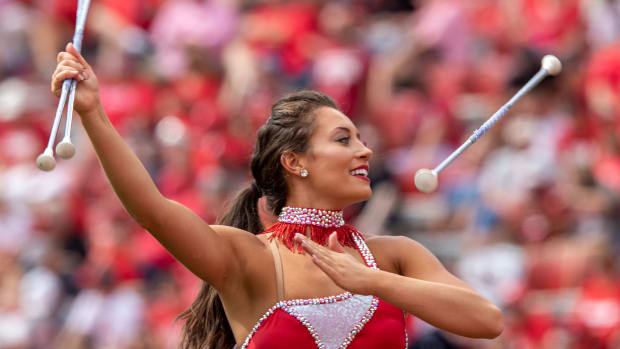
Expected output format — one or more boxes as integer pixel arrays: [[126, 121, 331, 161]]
[[349, 165, 370, 182]]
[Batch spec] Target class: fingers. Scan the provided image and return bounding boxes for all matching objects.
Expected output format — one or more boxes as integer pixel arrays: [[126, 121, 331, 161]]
[[57, 52, 89, 71], [57, 42, 92, 72], [52, 46, 91, 94], [298, 238, 318, 256], [295, 234, 317, 254], [66, 42, 91, 69], [51, 70, 78, 91], [57, 51, 78, 65], [311, 254, 336, 275], [58, 59, 85, 72], [295, 234, 332, 260], [295, 232, 345, 256], [327, 232, 345, 253], [51, 69, 86, 94], [52, 64, 88, 84]]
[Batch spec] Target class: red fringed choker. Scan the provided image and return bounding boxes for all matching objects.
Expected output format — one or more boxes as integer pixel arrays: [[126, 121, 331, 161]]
[[264, 206, 361, 253]]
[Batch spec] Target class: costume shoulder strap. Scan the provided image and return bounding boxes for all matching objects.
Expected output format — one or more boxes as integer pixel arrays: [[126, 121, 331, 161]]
[[268, 238, 285, 301], [351, 230, 379, 270]]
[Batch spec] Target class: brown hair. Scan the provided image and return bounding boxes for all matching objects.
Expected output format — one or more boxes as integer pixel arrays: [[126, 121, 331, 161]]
[[177, 90, 338, 348]]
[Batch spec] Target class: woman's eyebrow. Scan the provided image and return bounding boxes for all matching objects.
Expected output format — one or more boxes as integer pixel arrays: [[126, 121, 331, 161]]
[[334, 126, 361, 139]]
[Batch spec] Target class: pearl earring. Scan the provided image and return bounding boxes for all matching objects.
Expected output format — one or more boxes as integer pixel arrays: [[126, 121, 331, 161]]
[[300, 169, 309, 178]]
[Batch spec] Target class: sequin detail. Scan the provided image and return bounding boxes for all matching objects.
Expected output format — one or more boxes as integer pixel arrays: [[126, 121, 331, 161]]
[[405, 321, 409, 348], [352, 232, 377, 269], [278, 207, 345, 228], [240, 230, 403, 349], [285, 294, 375, 348]]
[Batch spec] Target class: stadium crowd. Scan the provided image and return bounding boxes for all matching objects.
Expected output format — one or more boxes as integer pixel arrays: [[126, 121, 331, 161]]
[[0, 0, 619, 348]]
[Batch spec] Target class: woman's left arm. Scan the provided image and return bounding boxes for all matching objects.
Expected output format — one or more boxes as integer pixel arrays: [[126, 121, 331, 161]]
[[366, 236, 503, 339], [295, 233, 503, 339]]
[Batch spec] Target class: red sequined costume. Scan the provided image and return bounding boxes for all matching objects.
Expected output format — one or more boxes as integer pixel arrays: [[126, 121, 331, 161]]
[[239, 207, 407, 349]]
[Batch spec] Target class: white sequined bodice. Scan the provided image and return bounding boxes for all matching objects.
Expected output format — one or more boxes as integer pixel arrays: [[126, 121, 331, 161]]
[[283, 293, 375, 348]]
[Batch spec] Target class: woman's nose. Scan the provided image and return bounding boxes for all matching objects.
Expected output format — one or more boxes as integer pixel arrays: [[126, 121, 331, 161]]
[[357, 143, 373, 160]]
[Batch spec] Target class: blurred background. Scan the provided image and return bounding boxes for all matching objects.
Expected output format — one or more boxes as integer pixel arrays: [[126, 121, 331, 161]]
[[1, 0, 619, 348]]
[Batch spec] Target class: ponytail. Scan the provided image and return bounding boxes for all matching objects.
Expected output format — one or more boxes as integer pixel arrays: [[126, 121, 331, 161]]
[[178, 185, 263, 349], [219, 183, 264, 235]]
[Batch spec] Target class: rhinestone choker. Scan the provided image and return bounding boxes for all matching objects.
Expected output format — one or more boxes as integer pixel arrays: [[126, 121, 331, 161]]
[[278, 207, 345, 228], [265, 206, 358, 253]]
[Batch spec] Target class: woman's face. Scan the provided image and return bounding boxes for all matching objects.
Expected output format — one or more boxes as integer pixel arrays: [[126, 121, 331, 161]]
[[295, 107, 373, 208]]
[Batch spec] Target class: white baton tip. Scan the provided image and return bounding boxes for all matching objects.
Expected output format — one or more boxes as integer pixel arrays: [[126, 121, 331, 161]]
[[56, 138, 76, 159], [414, 168, 438, 193], [36, 148, 56, 171], [541, 55, 562, 76]]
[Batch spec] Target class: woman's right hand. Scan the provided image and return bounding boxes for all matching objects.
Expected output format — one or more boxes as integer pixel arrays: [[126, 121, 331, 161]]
[[51, 42, 100, 115]]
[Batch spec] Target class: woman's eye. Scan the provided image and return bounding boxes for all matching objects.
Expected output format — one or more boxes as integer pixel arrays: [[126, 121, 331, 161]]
[[337, 137, 350, 144]]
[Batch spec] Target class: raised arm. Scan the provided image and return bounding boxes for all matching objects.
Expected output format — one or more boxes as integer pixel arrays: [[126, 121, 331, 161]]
[[51, 43, 243, 291]]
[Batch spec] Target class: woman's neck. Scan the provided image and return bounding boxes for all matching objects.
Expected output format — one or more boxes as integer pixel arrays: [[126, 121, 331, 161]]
[[284, 199, 345, 212]]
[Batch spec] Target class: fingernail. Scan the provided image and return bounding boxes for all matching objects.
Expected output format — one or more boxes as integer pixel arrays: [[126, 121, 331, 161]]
[[78, 63, 84, 69], [295, 233, 303, 239]]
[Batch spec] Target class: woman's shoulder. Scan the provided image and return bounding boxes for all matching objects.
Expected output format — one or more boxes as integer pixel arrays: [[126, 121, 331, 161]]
[[360, 234, 407, 274], [210, 225, 276, 296], [362, 233, 418, 249], [210, 224, 266, 240], [361, 233, 429, 275], [210, 224, 271, 254], [209, 225, 274, 276]]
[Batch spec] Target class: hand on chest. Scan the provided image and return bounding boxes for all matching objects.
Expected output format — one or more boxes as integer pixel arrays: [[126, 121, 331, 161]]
[[279, 245, 365, 299]]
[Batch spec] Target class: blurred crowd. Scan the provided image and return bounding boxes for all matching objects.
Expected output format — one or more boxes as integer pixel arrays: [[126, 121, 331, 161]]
[[1, 0, 619, 348]]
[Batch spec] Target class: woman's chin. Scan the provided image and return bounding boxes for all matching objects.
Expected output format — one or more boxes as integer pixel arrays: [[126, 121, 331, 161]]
[[319, 183, 372, 207], [350, 187, 372, 204]]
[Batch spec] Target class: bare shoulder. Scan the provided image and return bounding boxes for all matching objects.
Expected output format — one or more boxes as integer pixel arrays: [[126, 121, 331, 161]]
[[208, 225, 279, 330], [210, 225, 274, 290], [210, 224, 271, 262], [363, 234, 427, 254], [362, 234, 434, 276], [210, 224, 263, 243]]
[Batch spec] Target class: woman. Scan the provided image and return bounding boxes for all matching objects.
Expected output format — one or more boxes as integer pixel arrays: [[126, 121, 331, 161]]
[[52, 43, 503, 349]]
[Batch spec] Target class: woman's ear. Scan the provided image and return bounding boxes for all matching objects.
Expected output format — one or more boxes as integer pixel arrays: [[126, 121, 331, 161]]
[[280, 151, 304, 177]]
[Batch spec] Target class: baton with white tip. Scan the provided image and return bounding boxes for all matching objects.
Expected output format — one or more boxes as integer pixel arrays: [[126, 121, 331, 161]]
[[414, 55, 562, 193], [37, 0, 92, 170]]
